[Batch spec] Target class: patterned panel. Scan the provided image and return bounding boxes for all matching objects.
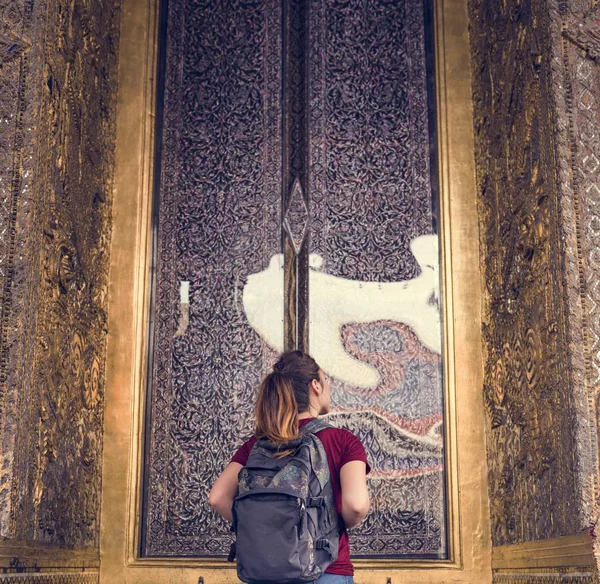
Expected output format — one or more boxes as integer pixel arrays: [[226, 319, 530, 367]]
[[0, 0, 34, 535], [0, 0, 119, 550], [142, 0, 282, 556], [0, 575, 98, 584], [494, 572, 595, 584], [552, 0, 600, 536], [469, 0, 581, 546], [568, 37, 600, 391], [310, 0, 436, 281], [145, 0, 444, 558], [309, 0, 445, 557]]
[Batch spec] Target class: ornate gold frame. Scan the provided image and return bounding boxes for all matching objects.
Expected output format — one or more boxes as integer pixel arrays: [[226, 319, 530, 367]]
[[100, 0, 492, 581]]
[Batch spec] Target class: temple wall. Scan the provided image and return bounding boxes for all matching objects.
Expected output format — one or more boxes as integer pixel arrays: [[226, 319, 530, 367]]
[[11, 0, 600, 580], [0, 0, 120, 580], [470, 0, 600, 580], [470, 0, 582, 546]]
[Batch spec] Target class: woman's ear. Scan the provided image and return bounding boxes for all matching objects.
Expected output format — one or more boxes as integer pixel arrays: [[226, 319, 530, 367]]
[[310, 378, 321, 396]]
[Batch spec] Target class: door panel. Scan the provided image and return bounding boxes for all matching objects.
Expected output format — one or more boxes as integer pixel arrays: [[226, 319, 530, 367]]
[[142, 0, 446, 559], [307, 0, 445, 558], [142, 0, 283, 556]]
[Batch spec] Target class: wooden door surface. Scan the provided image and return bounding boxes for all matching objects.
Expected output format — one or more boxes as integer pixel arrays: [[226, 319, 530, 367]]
[[142, 0, 446, 560]]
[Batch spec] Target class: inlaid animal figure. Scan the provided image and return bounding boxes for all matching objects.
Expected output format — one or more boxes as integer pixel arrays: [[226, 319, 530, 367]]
[[242, 234, 441, 387]]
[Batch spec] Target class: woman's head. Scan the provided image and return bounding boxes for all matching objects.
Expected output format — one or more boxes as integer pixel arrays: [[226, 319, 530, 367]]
[[254, 350, 330, 444]]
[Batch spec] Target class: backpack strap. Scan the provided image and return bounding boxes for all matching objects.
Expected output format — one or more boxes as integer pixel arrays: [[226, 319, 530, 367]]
[[300, 417, 333, 435], [227, 541, 236, 562], [315, 538, 335, 558], [300, 418, 340, 536]]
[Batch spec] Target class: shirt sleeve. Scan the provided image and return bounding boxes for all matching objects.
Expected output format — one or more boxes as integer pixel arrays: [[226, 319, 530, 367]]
[[339, 430, 371, 474], [230, 436, 257, 466]]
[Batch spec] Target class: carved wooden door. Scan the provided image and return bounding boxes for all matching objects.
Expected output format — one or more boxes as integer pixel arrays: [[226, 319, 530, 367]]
[[142, 0, 446, 560]]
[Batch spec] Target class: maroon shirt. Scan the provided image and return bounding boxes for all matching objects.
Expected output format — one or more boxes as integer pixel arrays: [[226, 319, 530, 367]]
[[231, 418, 370, 576]]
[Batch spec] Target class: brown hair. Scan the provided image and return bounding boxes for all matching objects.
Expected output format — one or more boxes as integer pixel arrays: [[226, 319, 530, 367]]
[[254, 350, 320, 444]]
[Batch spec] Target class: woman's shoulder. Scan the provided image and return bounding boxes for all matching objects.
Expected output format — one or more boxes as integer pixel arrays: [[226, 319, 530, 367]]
[[316, 423, 370, 471], [230, 434, 258, 466], [318, 421, 361, 437], [316, 423, 364, 448]]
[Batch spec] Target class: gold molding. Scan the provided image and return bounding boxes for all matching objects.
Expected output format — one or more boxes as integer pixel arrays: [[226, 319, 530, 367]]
[[100, 0, 159, 580], [492, 533, 596, 570], [100, 0, 492, 581], [0, 541, 99, 569], [0, 575, 99, 583], [436, 0, 460, 569]]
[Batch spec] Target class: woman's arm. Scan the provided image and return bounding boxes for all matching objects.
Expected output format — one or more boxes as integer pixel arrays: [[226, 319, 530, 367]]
[[208, 462, 243, 523], [339, 460, 370, 528]]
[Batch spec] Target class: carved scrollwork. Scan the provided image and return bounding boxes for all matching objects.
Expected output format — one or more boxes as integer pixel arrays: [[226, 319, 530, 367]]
[[0, 0, 120, 553], [470, 0, 580, 547], [0, 575, 99, 584], [494, 573, 595, 584], [144, 0, 445, 560]]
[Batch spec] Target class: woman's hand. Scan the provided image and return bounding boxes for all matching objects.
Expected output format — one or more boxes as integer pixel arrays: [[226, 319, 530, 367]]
[[208, 462, 243, 523]]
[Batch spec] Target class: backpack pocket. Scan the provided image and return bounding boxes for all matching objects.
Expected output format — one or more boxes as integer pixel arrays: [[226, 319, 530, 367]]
[[234, 491, 309, 583]]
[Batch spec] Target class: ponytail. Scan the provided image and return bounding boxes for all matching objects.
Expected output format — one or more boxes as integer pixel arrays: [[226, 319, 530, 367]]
[[254, 351, 320, 444], [255, 373, 299, 444]]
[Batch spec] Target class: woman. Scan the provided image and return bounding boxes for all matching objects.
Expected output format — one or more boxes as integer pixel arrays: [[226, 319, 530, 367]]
[[209, 350, 370, 584]]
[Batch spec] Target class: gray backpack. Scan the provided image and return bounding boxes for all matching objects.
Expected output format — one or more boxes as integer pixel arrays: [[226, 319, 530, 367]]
[[230, 418, 339, 583]]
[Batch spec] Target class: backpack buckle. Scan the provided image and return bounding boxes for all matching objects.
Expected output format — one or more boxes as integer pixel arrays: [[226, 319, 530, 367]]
[[315, 538, 332, 554]]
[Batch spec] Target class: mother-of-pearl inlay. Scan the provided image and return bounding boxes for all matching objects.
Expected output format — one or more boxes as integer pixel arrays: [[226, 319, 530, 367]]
[[242, 234, 441, 387]]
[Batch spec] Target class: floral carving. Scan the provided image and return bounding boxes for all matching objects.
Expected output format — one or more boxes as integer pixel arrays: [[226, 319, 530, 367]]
[[0, 0, 120, 555], [470, 0, 580, 547], [144, 0, 444, 560], [143, 0, 282, 556]]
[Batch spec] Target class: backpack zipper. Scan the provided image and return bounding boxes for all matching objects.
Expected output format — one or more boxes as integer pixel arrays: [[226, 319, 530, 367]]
[[298, 499, 306, 536]]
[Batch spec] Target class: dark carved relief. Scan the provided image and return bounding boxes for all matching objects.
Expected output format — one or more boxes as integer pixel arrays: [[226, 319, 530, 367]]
[[145, 0, 445, 559], [143, 0, 283, 556], [0, 0, 120, 552], [0, 29, 28, 64], [563, 3, 600, 61], [469, 0, 580, 546], [309, 0, 444, 556]]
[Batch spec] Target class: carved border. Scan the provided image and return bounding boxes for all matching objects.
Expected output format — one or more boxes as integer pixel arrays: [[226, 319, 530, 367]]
[[492, 533, 595, 570], [0, 0, 45, 538], [549, 0, 600, 545], [0, 576, 98, 584], [494, 572, 595, 584]]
